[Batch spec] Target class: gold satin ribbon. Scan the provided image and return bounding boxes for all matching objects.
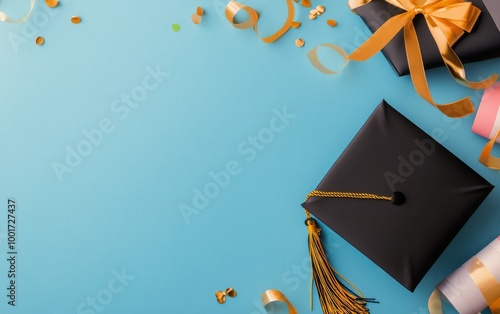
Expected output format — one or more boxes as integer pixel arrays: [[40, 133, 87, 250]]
[[428, 258, 500, 313], [468, 258, 500, 313], [225, 0, 295, 43], [261, 289, 297, 314], [479, 129, 500, 169], [0, 0, 35, 23], [346, 0, 498, 118]]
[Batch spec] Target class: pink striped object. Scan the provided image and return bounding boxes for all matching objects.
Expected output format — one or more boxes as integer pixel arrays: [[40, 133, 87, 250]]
[[472, 83, 500, 143]]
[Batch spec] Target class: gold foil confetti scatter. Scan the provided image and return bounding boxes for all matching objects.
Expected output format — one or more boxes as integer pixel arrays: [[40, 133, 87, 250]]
[[71, 16, 81, 24], [326, 19, 337, 27], [215, 288, 237, 304], [295, 38, 305, 47], [308, 5, 326, 20], [192, 6, 204, 24], [35, 36, 45, 45], [45, 0, 59, 8]]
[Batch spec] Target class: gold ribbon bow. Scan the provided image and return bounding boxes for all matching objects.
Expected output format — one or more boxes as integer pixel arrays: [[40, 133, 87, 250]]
[[348, 0, 498, 118]]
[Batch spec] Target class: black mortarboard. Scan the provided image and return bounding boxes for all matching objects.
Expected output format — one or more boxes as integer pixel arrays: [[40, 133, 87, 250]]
[[302, 100, 494, 293]]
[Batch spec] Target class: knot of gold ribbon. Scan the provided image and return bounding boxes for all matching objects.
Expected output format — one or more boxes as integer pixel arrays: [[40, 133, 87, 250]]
[[346, 0, 498, 118]]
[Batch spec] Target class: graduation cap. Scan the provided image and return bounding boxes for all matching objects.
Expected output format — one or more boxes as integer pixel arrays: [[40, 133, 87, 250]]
[[301, 100, 494, 313]]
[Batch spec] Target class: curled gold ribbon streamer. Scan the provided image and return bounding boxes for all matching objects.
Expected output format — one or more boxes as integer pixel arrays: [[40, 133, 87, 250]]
[[307, 44, 350, 74], [479, 129, 500, 169], [346, 0, 498, 118], [225, 0, 295, 43], [0, 0, 35, 23], [428, 290, 444, 314], [261, 290, 297, 314]]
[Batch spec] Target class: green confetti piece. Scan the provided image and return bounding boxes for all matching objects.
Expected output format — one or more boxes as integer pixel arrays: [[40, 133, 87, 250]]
[[172, 23, 181, 32]]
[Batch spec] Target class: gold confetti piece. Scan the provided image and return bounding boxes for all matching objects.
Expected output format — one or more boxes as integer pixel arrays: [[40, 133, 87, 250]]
[[317, 5, 326, 13], [35, 36, 45, 45], [308, 14, 316, 20], [310, 9, 318, 15], [301, 0, 311, 7], [326, 19, 337, 27], [196, 6, 204, 16], [71, 16, 81, 24], [192, 13, 201, 24], [225, 288, 237, 298], [45, 0, 59, 8], [295, 38, 305, 47], [215, 291, 226, 304], [291, 21, 301, 28]]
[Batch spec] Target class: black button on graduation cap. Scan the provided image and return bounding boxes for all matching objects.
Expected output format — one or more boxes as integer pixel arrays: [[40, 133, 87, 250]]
[[391, 192, 405, 205]]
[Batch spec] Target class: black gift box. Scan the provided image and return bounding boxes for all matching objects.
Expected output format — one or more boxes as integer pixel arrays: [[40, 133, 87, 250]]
[[483, 0, 500, 31], [302, 100, 494, 291], [354, 0, 500, 76]]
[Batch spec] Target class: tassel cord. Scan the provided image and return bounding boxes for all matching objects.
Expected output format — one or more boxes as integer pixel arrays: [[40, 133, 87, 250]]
[[303, 190, 391, 314]]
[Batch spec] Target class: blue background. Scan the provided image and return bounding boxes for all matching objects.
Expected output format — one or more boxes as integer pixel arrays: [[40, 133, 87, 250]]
[[0, 0, 498, 313]]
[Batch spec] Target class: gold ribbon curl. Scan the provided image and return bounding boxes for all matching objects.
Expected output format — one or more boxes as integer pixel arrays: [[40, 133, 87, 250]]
[[261, 290, 297, 314], [347, 0, 498, 118], [0, 0, 35, 23], [479, 129, 500, 170], [225, 0, 295, 43], [307, 44, 350, 74]]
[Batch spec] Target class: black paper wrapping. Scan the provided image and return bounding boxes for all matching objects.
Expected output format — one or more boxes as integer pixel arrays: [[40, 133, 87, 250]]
[[354, 0, 500, 76]]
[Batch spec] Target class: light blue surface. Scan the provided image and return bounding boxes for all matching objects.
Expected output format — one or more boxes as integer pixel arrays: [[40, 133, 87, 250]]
[[0, 0, 498, 313]]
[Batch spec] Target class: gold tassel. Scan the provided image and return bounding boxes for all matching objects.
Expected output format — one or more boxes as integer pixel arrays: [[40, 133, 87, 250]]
[[303, 191, 388, 314], [306, 217, 372, 313]]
